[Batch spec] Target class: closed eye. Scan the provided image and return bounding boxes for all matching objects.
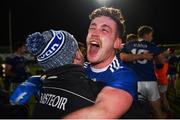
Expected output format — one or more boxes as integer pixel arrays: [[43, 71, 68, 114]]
[[102, 28, 109, 33], [89, 27, 95, 30], [101, 24, 111, 33]]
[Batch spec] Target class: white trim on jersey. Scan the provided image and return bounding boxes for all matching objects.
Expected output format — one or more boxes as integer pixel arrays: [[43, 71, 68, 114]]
[[88, 56, 123, 73], [43, 86, 95, 103], [83, 62, 89, 68], [110, 57, 121, 72], [91, 65, 109, 73]]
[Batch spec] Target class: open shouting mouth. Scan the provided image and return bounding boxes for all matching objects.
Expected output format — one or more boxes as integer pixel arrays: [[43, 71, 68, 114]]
[[88, 41, 101, 56]]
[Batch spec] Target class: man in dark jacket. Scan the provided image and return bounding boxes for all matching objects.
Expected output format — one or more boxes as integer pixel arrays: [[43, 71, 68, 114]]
[[25, 30, 104, 118]]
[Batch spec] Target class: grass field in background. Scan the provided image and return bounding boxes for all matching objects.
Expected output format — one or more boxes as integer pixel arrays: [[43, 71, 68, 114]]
[[167, 79, 180, 118]]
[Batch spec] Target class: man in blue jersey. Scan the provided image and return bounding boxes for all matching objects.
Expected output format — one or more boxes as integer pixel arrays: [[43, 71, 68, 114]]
[[167, 48, 179, 97], [10, 7, 138, 118], [64, 7, 138, 118], [126, 34, 138, 43], [4, 42, 30, 92], [120, 26, 166, 118]]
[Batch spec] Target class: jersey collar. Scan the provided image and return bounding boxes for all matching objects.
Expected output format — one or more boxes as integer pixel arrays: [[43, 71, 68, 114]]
[[90, 56, 117, 73]]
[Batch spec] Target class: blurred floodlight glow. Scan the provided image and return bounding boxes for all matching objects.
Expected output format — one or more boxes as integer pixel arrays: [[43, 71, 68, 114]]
[[97, 0, 111, 5]]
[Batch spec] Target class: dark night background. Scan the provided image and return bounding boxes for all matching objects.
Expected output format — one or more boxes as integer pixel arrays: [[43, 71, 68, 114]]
[[0, 0, 179, 50]]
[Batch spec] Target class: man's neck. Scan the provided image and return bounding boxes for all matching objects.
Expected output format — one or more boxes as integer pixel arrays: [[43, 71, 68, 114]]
[[91, 53, 116, 69], [90, 56, 117, 73]]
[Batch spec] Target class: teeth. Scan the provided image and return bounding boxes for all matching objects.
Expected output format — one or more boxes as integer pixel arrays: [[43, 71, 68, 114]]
[[90, 41, 99, 45]]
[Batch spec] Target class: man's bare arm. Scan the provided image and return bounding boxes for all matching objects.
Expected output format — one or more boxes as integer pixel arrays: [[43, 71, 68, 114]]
[[63, 86, 133, 119], [120, 52, 153, 62]]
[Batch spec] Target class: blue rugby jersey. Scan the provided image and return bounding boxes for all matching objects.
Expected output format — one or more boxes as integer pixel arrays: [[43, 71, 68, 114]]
[[84, 56, 138, 100], [5, 54, 28, 78], [167, 55, 178, 75], [121, 40, 160, 81]]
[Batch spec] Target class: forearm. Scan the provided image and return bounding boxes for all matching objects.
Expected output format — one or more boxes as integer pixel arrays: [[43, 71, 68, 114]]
[[64, 99, 131, 119], [120, 53, 143, 62], [63, 104, 108, 119], [64, 87, 133, 119]]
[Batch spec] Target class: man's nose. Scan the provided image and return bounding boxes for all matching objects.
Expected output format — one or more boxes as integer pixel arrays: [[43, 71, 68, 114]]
[[91, 33, 100, 39], [91, 29, 100, 37]]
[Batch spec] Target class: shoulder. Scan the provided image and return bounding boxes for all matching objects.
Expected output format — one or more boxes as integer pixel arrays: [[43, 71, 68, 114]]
[[145, 41, 158, 49], [124, 41, 137, 47], [146, 42, 160, 54], [108, 56, 123, 73], [83, 62, 90, 69], [83, 62, 91, 74], [113, 63, 137, 83], [5, 54, 16, 63], [5, 54, 16, 60], [110, 57, 137, 82], [108, 59, 138, 100]]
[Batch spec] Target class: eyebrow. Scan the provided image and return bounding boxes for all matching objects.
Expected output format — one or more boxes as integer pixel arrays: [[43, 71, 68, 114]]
[[101, 24, 112, 32], [90, 23, 112, 32], [89, 23, 96, 27]]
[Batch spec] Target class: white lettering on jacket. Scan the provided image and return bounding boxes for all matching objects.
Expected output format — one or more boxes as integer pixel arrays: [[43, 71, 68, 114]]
[[39, 93, 68, 111]]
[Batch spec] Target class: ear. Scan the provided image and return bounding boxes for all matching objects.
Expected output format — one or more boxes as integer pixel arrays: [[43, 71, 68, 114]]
[[143, 34, 149, 40], [73, 51, 79, 64], [114, 37, 122, 49], [73, 50, 84, 65]]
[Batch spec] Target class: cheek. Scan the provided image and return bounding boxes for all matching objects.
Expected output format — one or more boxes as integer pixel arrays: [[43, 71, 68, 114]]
[[86, 34, 90, 44], [101, 36, 114, 48]]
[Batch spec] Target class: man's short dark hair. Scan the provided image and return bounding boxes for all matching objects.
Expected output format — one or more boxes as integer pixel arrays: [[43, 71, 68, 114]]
[[126, 34, 138, 42], [78, 42, 86, 57], [89, 7, 125, 39], [137, 26, 153, 38]]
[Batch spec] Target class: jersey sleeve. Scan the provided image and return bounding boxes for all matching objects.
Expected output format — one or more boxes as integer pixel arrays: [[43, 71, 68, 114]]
[[151, 43, 160, 56], [5, 57, 13, 65], [107, 68, 138, 100], [120, 44, 129, 53]]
